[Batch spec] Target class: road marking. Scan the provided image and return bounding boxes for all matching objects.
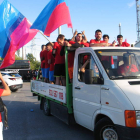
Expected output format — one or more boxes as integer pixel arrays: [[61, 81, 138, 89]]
[[14, 95, 16, 98], [8, 101, 12, 104]]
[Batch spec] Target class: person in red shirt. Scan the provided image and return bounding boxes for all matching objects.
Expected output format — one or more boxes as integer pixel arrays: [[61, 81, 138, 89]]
[[71, 30, 89, 46], [43, 47, 50, 83], [116, 35, 130, 47], [40, 45, 46, 81], [53, 34, 66, 86], [103, 34, 110, 44], [62, 33, 89, 81], [0, 72, 11, 140], [118, 55, 138, 76], [90, 29, 109, 47], [46, 43, 55, 84]]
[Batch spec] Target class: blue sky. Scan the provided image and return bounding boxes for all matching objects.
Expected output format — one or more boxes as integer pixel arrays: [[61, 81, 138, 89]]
[[0, 0, 138, 60]]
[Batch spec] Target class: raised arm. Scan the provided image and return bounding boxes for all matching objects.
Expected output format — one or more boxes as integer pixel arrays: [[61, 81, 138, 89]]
[[71, 30, 77, 41], [82, 31, 87, 42], [80, 59, 90, 73], [0, 73, 11, 96]]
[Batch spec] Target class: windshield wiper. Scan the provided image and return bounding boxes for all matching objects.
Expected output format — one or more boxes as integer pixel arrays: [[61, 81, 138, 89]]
[[110, 76, 125, 80], [123, 76, 140, 79], [110, 76, 140, 80]]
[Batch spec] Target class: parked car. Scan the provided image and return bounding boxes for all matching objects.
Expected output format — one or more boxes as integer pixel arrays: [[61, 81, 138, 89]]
[[0, 71, 23, 92]]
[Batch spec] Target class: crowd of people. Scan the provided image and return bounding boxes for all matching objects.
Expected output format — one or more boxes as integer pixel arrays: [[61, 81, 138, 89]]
[[26, 69, 42, 81], [40, 29, 130, 85]]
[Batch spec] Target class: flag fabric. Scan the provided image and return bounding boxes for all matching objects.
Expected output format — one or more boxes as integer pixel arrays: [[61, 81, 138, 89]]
[[31, 0, 72, 36], [0, 0, 38, 69]]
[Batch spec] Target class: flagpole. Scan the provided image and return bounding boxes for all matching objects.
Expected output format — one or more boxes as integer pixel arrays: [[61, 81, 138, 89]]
[[39, 31, 53, 44], [72, 28, 74, 35]]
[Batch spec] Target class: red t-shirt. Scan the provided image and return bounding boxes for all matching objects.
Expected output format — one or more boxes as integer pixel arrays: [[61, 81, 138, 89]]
[[116, 42, 130, 47], [43, 50, 50, 68], [0, 89, 3, 122], [68, 41, 89, 68], [47, 50, 55, 71], [53, 42, 65, 64], [90, 39, 105, 45], [118, 64, 138, 74], [40, 51, 45, 68]]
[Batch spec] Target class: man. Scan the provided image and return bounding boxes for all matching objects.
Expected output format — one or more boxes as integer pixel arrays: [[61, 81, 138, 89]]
[[46, 43, 55, 84], [62, 33, 89, 82], [90, 29, 109, 47], [116, 35, 130, 47], [118, 54, 138, 76], [53, 34, 66, 86], [40, 45, 46, 81], [0, 72, 11, 140], [43, 47, 50, 83], [35, 69, 39, 78], [103, 34, 110, 43]]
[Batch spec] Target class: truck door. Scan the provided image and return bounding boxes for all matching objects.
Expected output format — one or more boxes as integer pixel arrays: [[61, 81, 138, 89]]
[[73, 53, 102, 130]]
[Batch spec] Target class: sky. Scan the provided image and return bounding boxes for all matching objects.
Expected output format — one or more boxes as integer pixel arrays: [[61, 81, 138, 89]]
[[0, 0, 138, 60]]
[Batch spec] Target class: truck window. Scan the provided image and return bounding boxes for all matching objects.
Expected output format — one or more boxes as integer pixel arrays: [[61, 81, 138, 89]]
[[95, 49, 140, 79], [78, 53, 100, 83]]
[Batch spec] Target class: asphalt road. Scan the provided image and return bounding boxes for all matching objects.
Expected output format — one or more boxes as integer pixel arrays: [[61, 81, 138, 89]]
[[2, 82, 94, 140]]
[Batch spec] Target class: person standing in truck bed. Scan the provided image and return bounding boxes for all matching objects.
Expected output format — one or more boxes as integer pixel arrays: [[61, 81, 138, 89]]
[[52, 34, 66, 86], [90, 29, 110, 47], [46, 43, 55, 84], [116, 35, 130, 47], [40, 45, 46, 81]]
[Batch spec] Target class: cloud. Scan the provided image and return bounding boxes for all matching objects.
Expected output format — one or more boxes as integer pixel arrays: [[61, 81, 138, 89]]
[[128, 0, 135, 8]]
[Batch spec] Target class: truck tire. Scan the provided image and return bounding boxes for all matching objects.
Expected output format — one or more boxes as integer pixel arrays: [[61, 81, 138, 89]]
[[11, 89, 18, 92], [94, 117, 119, 140], [43, 98, 50, 116]]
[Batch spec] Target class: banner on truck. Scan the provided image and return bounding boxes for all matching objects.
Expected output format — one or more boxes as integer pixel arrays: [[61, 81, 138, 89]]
[[31, 80, 66, 103]]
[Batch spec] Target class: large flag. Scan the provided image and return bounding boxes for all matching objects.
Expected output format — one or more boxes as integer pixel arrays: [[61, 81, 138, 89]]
[[0, 0, 38, 69], [31, 0, 72, 36]]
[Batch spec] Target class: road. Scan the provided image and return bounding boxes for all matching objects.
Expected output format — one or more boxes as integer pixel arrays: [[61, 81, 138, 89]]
[[2, 82, 94, 140]]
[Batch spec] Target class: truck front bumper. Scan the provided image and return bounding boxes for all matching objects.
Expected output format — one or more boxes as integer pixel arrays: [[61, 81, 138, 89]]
[[115, 125, 140, 140]]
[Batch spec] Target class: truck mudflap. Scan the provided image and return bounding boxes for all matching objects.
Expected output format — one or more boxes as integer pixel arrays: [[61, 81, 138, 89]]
[[31, 80, 67, 103]]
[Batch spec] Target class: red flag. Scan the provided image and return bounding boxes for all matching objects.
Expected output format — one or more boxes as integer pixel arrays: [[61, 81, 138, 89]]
[[0, 18, 38, 69]]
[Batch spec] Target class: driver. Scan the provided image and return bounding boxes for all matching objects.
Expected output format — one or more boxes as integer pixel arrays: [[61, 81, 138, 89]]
[[118, 55, 138, 76]]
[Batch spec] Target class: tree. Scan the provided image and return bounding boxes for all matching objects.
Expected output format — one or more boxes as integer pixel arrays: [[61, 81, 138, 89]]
[[15, 55, 22, 60], [26, 53, 36, 63], [26, 53, 41, 70], [16, 49, 20, 57]]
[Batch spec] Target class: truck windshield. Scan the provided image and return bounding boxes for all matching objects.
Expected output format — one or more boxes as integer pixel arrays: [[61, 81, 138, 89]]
[[95, 49, 140, 79]]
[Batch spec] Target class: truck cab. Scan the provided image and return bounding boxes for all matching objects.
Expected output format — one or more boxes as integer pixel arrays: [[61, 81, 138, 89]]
[[31, 47, 140, 140]]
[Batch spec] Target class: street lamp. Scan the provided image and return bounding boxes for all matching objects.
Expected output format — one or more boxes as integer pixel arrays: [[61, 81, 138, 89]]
[[119, 23, 121, 35]]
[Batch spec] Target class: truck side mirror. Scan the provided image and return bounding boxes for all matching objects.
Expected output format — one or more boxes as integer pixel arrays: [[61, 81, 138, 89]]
[[85, 69, 104, 85]]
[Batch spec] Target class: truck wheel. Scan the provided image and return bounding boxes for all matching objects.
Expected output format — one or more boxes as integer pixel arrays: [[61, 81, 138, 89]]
[[43, 98, 50, 116], [94, 117, 119, 140], [11, 89, 18, 92]]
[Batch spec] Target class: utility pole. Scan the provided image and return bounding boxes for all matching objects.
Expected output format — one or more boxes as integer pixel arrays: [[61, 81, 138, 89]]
[[119, 23, 121, 35], [22, 47, 24, 60], [58, 26, 61, 35], [136, 0, 140, 41]]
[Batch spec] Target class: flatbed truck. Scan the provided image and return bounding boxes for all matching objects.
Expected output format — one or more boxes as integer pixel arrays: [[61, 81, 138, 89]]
[[31, 47, 140, 140]]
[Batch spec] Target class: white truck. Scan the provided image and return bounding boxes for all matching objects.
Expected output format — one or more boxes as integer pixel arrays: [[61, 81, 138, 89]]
[[31, 47, 140, 140]]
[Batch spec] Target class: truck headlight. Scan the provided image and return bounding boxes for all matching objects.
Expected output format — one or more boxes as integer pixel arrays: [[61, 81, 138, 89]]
[[136, 111, 140, 127]]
